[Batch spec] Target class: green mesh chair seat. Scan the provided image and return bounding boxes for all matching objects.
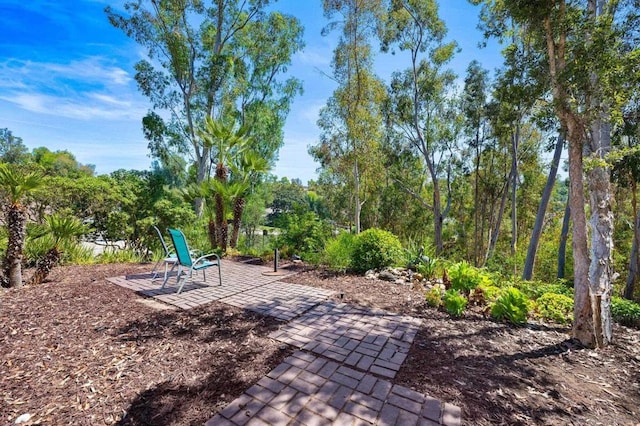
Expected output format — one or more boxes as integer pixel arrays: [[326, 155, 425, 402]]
[[164, 228, 222, 294]]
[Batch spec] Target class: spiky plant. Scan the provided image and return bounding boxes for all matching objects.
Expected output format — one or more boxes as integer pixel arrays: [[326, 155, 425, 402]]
[[27, 214, 89, 286], [0, 165, 43, 288]]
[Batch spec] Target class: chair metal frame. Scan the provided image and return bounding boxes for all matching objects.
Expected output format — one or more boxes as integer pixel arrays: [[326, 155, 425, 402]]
[[165, 228, 222, 294], [151, 225, 178, 285]]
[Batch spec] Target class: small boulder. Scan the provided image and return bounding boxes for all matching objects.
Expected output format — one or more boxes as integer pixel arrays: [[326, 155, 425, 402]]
[[378, 270, 397, 282]]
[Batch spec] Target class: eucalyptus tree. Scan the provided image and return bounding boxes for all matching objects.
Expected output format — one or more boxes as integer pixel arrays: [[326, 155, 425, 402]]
[[380, 0, 459, 255], [312, 0, 387, 234], [107, 1, 302, 215], [472, 0, 640, 347], [613, 98, 640, 299], [461, 61, 491, 264]]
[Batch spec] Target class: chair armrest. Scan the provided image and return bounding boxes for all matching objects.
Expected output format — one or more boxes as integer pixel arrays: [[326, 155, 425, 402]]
[[193, 252, 221, 265]]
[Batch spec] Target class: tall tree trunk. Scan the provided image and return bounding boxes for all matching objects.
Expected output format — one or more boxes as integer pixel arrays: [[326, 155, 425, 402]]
[[624, 180, 639, 299], [354, 159, 361, 234], [474, 134, 481, 266], [3, 205, 27, 288], [583, 0, 613, 347], [624, 209, 640, 299], [511, 126, 519, 275], [486, 170, 512, 263], [587, 118, 613, 347], [523, 133, 564, 280], [567, 121, 594, 347], [558, 198, 570, 279]]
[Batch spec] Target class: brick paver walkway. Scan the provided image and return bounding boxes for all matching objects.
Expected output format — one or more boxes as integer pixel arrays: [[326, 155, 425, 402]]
[[269, 302, 421, 379], [107, 260, 461, 425], [207, 351, 461, 426]]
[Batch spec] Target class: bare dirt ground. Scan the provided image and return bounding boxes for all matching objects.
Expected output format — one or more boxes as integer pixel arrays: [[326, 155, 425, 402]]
[[1, 262, 639, 425]]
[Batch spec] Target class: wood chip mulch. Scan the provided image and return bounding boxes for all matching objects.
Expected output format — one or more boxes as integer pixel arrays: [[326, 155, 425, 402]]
[[2, 262, 640, 425]]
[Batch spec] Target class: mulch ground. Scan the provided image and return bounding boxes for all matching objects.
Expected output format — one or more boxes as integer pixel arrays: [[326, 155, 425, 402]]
[[1, 262, 639, 425]]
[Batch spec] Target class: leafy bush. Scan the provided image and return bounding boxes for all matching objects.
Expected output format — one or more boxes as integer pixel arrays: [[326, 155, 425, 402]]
[[351, 228, 403, 273], [425, 286, 443, 308], [536, 293, 574, 324], [469, 284, 501, 306], [448, 261, 492, 292], [491, 287, 529, 325], [611, 297, 640, 328], [323, 232, 357, 272], [280, 211, 332, 258], [443, 289, 467, 317], [516, 279, 573, 300]]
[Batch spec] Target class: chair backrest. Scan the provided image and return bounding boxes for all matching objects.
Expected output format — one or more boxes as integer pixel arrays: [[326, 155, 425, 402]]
[[153, 225, 171, 256], [168, 228, 193, 267]]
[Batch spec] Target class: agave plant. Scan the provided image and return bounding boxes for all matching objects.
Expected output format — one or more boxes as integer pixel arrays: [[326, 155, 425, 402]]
[[0, 164, 43, 288], [27, 214, 89, 286]]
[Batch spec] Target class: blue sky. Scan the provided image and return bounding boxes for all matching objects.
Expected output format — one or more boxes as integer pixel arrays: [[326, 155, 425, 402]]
[[0, 0, 503, 183]]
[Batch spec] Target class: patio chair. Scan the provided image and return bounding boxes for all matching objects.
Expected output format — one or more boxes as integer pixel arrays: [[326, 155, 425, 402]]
[[165, 228, 222, 294], [151, 225, 178, 285]]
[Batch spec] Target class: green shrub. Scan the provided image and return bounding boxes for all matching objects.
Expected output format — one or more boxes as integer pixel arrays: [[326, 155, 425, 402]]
[[536, 293, 574, 324], [448, 261, 492, 292], [477, 284, 501, 303], [280, 211, 332, 258], [425, 286, 443, 308], [611, 297, 640, 328], [491, 287, 529, 325], [351, 228, 403, 273], [516, 280, 573, 300], [323, 232, 357, 272], [443, 289, 468, 317]]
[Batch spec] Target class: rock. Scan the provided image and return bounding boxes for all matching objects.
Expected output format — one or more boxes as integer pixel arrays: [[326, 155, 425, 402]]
[[395, 279, 405, 285], [378, 271, 397, 282], [414, 273, 423, 281]]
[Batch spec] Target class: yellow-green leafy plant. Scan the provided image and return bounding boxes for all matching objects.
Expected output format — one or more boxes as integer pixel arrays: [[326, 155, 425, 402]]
[[491, 287, 529, 325], [448, 261, 493, 292], [443, 289, 467, 317], [425, 286, 443, 308], [536, 293, 574, 324]]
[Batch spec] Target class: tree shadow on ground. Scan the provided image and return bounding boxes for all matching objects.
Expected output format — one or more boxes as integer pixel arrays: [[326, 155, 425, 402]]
[[112, 303, 293, 425], [397, 318, 592, 425]]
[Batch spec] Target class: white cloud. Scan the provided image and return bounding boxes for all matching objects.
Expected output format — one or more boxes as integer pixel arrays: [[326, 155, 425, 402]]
[[0, 56, 147, 121], [0, 92, 144, 120]]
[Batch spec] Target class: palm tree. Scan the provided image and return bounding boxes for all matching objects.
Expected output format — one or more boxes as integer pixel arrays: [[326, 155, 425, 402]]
[[0, 164, 43, 288], [27, 214, 89, 286], [229, 150, 269, 248], [198, 117, 251, 251]]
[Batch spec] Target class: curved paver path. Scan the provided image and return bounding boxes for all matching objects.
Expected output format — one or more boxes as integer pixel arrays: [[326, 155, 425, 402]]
[[108, 260, 461, 425]]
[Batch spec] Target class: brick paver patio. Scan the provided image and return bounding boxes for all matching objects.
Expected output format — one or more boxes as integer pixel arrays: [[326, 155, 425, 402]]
[[107, 259, 461, 425]]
